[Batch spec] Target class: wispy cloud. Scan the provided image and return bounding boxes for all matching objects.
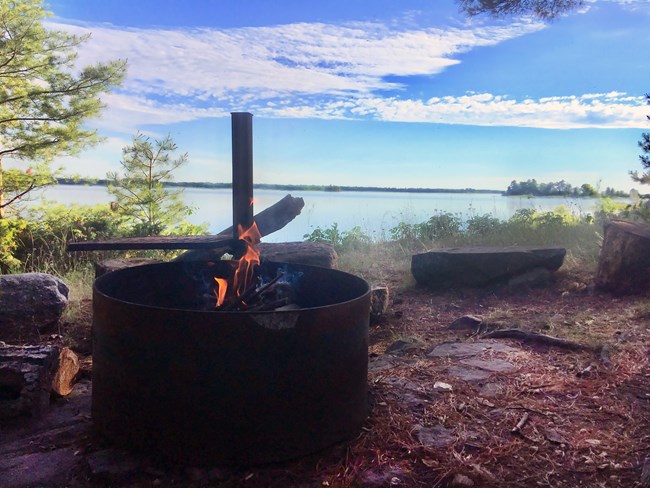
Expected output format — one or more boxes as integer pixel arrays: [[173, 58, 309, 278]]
[[48, 13, 645, 131]]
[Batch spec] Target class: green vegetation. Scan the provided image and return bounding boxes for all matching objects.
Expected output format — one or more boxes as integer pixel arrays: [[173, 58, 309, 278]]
[[632, 92, 650, 186], [107, 133, 195, 236], [505, 179, 628, 198], [0, 0, 126, 217]]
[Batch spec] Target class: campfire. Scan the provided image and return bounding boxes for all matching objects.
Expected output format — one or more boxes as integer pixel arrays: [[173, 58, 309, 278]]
[[91, 113, 371, 465]]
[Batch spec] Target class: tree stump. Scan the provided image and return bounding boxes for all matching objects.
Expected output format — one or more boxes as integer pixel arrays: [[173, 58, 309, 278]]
[[0, 345, 60, 418], [596, 219, 650, 295]]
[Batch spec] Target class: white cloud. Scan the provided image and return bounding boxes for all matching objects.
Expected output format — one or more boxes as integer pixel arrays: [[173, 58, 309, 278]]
[[47, 18, 545, 129], [256, 92, 648, 129]]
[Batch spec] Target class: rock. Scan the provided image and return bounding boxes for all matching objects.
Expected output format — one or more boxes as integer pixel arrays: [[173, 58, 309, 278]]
[[596, 219, 650, 295], [448, 315, 483, 331], [385, 338, 423, 355], [446, 366, 492, 382], [370, 286, 390, 318], [508, 267, 553, 289], [86, 449, 140, 479], [0, 344, 60, 419], [411, 246, 565, 289], [427, 341, 518, 358], [413, 424, 456, 448], [260, 241, 337, 268], [94, 258, 163, 279], [450, 473, 475, 487], [0, 273, 69, 343], [0, 448, 77, 488], [459, 358, 516, 373]]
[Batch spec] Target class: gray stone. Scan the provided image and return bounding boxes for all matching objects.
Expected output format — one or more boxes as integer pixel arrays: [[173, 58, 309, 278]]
[[0, 273, 69, 343], [86, 449, 140, 479], [460, 358, 516, 373], [0, 448, 77, 488], [427, 341, 517, 358], [446, 366, 492, 382], [411, 246, 565, 289], [508, 267, 553, 289], [448, 315, 483, 331], [413, 424, 456, 448]]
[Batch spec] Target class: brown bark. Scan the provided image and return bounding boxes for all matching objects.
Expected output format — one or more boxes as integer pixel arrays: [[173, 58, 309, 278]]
[[174, 194, 305, 261], [596, 219, 650, 295]]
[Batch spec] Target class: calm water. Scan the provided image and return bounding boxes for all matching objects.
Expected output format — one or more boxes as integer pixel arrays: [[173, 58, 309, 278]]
[[31, 185, 606, 243]]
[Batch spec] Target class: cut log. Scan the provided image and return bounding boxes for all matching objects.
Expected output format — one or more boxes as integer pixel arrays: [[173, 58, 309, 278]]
[[51, 348, 80, 397], [0, 345, 59, 419], [175, 194, 305, 262], [259, 242, 337, 268], [596, 219, 650, 295], [411, 246, 565, 289], [95, 257, 163, 279]]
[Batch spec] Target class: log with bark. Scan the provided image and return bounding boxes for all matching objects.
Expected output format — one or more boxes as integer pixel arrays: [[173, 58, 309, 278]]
[[174, 194, 305, 262], [0, 345, 80, 419], [596, 219, 650, 295]]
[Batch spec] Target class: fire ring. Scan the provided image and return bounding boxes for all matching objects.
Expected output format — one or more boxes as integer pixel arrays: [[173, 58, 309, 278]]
[[92, 261, 370, 465]]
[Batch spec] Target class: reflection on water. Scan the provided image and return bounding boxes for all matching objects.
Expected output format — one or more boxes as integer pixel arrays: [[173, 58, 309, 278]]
[[31, 185, 610, 243]]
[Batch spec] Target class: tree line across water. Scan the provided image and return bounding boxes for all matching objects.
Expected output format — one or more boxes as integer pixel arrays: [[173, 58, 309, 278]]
[[505, 179, 629, 198]]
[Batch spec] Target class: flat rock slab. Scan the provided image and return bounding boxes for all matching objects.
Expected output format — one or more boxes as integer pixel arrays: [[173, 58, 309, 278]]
[[413, 424, 456, 449], [446, 365, 492, 382], [411, 246, 566, 289], [427, 341, 518, 359], [460, 358, 516, 373], [0, 447, 78, 488]]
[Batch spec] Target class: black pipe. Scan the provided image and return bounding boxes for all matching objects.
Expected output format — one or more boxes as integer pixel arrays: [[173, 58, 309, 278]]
[[231, 112, 254, 242]]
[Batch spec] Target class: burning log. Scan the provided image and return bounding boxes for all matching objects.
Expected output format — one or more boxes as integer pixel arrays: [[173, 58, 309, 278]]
[[174, 194, 305, 262]]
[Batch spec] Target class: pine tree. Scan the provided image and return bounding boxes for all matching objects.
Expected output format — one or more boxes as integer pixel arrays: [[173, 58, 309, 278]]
[[107, 133, 192, 236], [631, 93, 650, 186], [0, 0, 126, 217]]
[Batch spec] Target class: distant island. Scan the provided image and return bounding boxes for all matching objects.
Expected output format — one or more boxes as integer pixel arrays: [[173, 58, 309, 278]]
[[56, 177, 631, 197], [505, 179, 629, 198], [56, 178, 502, 195]]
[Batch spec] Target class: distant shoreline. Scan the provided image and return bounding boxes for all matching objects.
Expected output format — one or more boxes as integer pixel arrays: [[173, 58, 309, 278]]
[[56, 178, 503, 195]]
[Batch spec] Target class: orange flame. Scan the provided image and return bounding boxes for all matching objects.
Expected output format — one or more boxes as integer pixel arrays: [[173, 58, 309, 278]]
[[214, 277, 228, 307], [233, 221, 262, 298]]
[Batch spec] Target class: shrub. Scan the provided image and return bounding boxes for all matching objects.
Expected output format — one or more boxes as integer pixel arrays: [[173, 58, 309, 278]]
[[303, 223, 370, 251]]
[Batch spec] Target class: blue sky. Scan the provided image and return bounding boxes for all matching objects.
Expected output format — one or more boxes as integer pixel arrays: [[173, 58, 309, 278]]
[[43, 0, 650, 191]]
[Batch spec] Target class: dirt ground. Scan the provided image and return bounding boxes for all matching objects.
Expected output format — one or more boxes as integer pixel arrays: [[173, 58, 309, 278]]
[[1, 265, 649, 487]]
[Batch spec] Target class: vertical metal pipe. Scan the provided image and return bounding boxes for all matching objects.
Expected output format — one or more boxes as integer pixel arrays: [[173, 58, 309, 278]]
[[231, 112, 254, 241]]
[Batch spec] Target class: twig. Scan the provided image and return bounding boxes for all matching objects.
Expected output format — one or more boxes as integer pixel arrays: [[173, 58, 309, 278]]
[[512, 412, 529, 434]]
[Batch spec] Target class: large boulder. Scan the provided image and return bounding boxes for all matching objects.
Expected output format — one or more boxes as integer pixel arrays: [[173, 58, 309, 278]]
[[0, 273, 69, 343], [411, 246, 566, 289], [596, 219, 650, 295]]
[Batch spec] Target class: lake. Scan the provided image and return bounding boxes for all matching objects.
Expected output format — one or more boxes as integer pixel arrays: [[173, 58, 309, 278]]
[[30, 185, 607, 243]]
